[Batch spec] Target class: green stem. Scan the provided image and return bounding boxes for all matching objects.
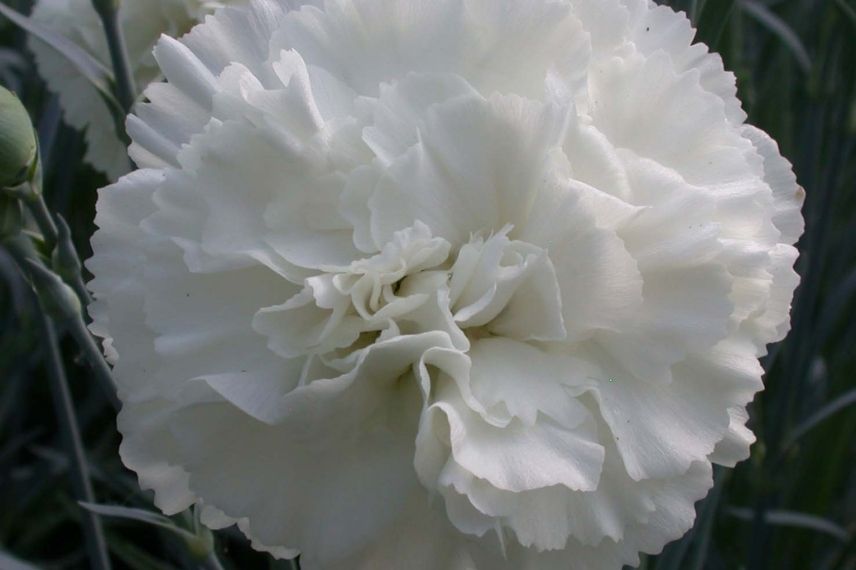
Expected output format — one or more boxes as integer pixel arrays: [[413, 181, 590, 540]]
[[16, 192, 115, 408], [68, 266, 92, 309], [24, 191, 58, 252], [688, 466, 726, 570], [55, 214, 93, 308], [24, 187, 94, 311], [34, 303, 112, 570], [65, 313, 121, 411], [92, 0, 137, 113], [5, 240, 120, 410]]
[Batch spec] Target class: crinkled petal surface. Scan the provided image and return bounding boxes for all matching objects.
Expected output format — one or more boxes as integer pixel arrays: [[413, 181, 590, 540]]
[[87, 0, 804, 568], [28, 0, 251, 179]]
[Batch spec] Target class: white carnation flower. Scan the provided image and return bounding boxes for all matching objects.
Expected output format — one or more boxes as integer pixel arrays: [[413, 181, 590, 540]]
[[28, 0, 246, 179], [87, 0, 805, 568]]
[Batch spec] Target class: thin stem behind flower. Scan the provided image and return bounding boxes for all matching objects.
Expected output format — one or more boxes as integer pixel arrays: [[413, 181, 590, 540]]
[[34, 300, 112, 570], [91, 0, 137, 114]]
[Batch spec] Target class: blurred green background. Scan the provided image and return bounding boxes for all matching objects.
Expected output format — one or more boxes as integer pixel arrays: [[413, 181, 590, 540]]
[[1, 0, 854, 568]]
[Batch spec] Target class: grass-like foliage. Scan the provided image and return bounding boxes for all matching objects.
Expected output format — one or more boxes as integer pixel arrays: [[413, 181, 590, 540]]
[[0, 0, 854, 568]]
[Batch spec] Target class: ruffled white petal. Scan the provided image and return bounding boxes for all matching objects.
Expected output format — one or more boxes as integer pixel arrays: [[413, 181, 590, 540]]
[[87, 0, 804, 567], [368, 93, 568, 246], [29, 0, 250, 178]]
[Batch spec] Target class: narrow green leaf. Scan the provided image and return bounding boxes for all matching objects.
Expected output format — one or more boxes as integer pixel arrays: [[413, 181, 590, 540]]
[[653, 516, 695, 569], [739, 0, 812, 72], [816, 267, 856, 345], [834, 0, 856, 32], [654, 468, 726, 570], [0, 3, 122, 115], [688, 467, 727, 570], [689, 0, 707, 24], [783, 388, 856, 449], [694, 0, 736, 49], [79, 502, 200, 544], [727, 508, 850, 542]]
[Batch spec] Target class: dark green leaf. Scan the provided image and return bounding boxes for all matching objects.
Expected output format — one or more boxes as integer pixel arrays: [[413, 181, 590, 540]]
[[694, 0, 736, 48], [784, 388, 856, 449], [740, 0, 812, 72]]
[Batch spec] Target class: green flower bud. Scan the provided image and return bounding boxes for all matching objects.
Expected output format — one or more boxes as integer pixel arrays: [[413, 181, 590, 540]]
[[0, 86, 38, 189]]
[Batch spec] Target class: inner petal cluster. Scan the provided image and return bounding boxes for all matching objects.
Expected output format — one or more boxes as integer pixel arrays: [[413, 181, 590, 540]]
[[253, 221, 567, 371]]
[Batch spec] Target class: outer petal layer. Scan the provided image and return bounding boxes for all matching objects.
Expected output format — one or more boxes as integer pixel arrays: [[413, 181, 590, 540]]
[[87, 0, 804, 568]]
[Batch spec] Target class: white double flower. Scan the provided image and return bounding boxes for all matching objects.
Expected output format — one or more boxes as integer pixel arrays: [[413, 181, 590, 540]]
[[86, 0, 804, 568]]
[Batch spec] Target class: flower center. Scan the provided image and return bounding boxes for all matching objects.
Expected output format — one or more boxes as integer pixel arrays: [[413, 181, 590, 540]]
[[253, 222, 567, 373]]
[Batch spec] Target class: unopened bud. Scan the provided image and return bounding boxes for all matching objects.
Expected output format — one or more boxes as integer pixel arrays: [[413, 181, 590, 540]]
[[0, 86, 38, 189]]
